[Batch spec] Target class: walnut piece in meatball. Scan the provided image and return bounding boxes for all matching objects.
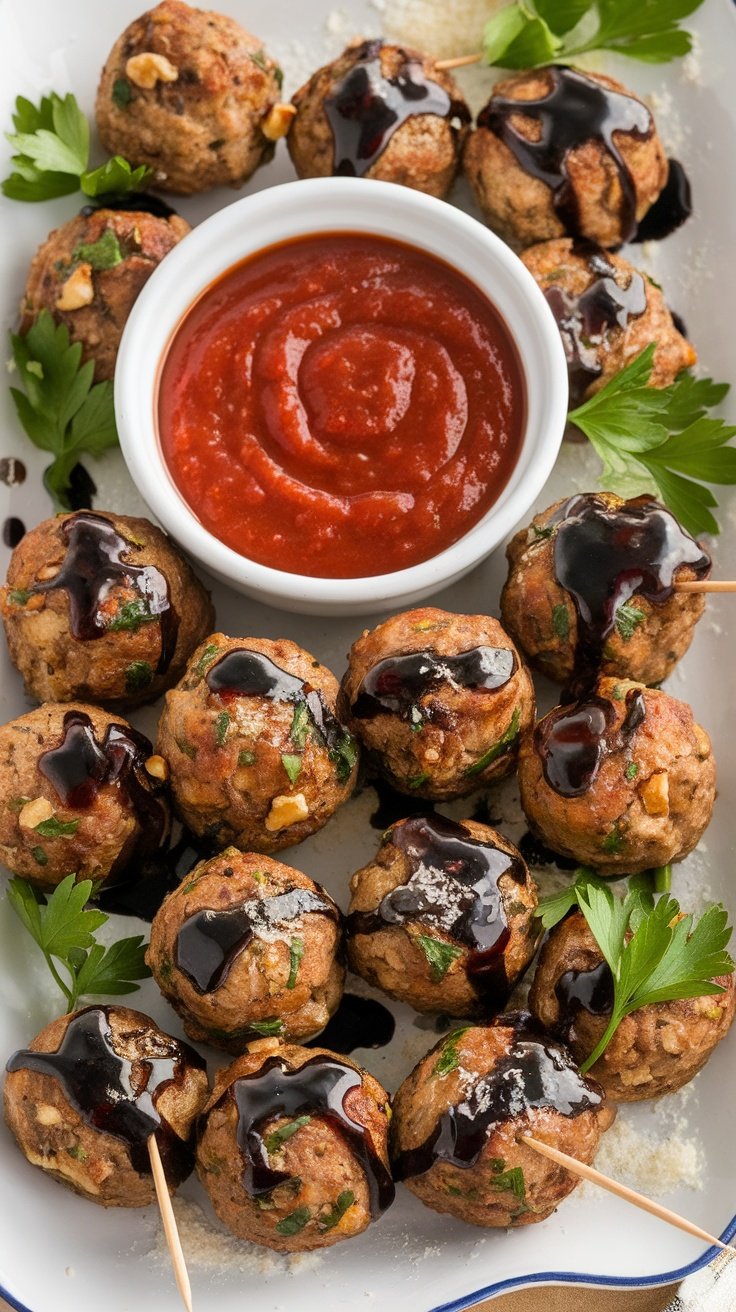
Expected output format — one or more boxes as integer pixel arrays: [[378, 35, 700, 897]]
[[20, 206, 189, 381], [500, 494, 710, 690], [529, 910, 736, 1100], [464, 66, 667, 249], [196, 1038, 394, 1251], [521, 239, 696, 405], [0, 510, 214, 708], [391, 1013, 614, 1226], [95, 0, 283, 195], [4, 1006, 208, 1207], [518, 678, 715, 875], [148, 849, 344, 1051], [157, 634, 358, 853], [289, 39, 470, 199], [348, 815, 538, 1016], [340, 607, 534, 800]]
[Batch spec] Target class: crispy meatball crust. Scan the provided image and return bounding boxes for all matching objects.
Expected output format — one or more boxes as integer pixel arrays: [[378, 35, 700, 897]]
[[0, 701, 168, 888], [20, 207, 189, 381], [463, 69, 667, 250], [530, 911, 736, 1100], [0, 511, 214, 708], [500, 496, 706, 687], [518, 678, 716, 875], [340, 608, 534, 800], [3, 1007, 209, 1207], [288, 40, 469, 199], [347, 818, 539, 1016], [156, 634, 358, 853], [148, 849, 344, 1050], [390, 1020, 614, 1226], [95, 0, 281, 195], [196, 1038, 393, 1251]]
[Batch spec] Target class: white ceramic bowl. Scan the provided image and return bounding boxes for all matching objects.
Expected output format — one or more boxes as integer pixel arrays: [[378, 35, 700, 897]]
[[116, 176, 568, 616]]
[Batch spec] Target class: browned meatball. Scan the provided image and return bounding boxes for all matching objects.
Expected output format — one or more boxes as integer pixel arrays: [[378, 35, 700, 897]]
[[157, 634, 358, 853], [196, 1038, 394, 1250], [0, 702, 169, 888], [148, 849, 344, 1051], [0, 510, 214, 708], [390, 1014, 614, 1226], [347, 815, 538, 1016], [518, 678, 715, 875], [521, 239, 696, 405], [340, 607, 534, 800], [95, 0, 282, 195], [20, 206, 189, 381], [3, 1006, 209, 1207], [500, 494, 709, 689], [529, 910, 736, 1100], [288, 39, 469, 198], [464, 67, 667, 250]]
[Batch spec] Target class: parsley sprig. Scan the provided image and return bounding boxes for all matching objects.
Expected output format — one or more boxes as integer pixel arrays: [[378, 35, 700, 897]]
[[568, 345, 736, 536], [483, 0, 705, 70], [536, 870, 734, 1073], [7, 874, 151, 1012]]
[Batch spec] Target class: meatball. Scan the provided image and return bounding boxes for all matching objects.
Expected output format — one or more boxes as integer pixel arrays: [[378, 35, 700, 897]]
[[0, 702, 169, 888], [521, 239, 696, 405], [463, 66, 667, 249], [347, 815, 538, 1016], [530, 910, 736, 1100], [288, 39, 469, 198], [196, 1037, 394, 1251], [0, 510, 215, 708], [95, 0, 282, 196], [148, 848, 344, 1051], [3, 1006, 208, 1207], [518, 678, 715, 875], [157, 634, 358, 853], [390, 1013, 614, 1226], [500, 494, 710, 690], [20, 206, 189, 381], [340, 607, 534, 800]]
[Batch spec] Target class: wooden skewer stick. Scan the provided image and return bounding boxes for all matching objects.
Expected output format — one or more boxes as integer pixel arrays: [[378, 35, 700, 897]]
[[521, 1134, 735, 1254], [675, 580, 736, 593], [148, 1135, 193, 1312], [434, 52, 483, 70]]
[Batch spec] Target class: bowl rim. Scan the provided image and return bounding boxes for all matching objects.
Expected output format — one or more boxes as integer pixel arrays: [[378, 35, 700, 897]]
[[115, 176, 568, 609]]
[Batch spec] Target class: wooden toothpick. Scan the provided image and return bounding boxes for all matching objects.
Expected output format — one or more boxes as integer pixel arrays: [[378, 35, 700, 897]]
[[148, 1135, 193, 1312], [675, 580, 736, 594], [433, 52, 483, 70], [521, 1134, 735, 1254]]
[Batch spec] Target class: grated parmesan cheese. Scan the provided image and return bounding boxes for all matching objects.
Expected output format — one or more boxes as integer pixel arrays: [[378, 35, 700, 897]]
[[147, 1196, 323, 1277], [381, 0, 506, 58]]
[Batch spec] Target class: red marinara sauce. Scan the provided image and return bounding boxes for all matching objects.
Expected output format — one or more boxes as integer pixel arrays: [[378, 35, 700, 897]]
[[158, 233, 525, 578]]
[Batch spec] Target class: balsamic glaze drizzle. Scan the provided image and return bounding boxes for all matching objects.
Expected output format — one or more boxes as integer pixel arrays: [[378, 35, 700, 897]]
[[632, 158, 692, 243], [307, 994, 396, 1054], [555, 960, 614, 1040], [351, 647, 516, 722], [535, 685, 645, 798], [80, 194, 177, 220]]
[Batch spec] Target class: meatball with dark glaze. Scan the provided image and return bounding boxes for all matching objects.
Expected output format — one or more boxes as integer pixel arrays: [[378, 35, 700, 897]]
[[0, 510, 215, 708], [391, 1013, 614, 1226], [521, 239, 696, 405], [500, 494, 710, 690], [0, 702, 169, 888], [529, 910, 736, 1100], [288, 39, 470, 198], [518, 678, 715, 875], [95, 0, 283, 196], [148, 848, 344, 1051], [156, 634, 358, 853], [196, 1037, 394, 1251], [3, 1006, 209, 1207], [347, 815, 539, 1016], [340, 608, 534, 800], [20, 206, 189, 381], [463, 66, 667, 250]]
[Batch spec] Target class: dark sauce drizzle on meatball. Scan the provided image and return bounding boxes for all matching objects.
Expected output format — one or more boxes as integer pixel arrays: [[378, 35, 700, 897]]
[[392, 1011, 603, 1180], [535, 685, 645, 797], [632, 158, 692, 243], [228, 1053, 395, 1215], [555, 960, 614, 1039], [325, 38, 470, 177], [348, 815, 526, 996], [351, 647, 516, 724], [28, 512, 179, 674], [308, 994, 396, 1054], [5, 1006, 204, 1180], [80, 195, 178, 220], [479, 66, 653, 243]]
